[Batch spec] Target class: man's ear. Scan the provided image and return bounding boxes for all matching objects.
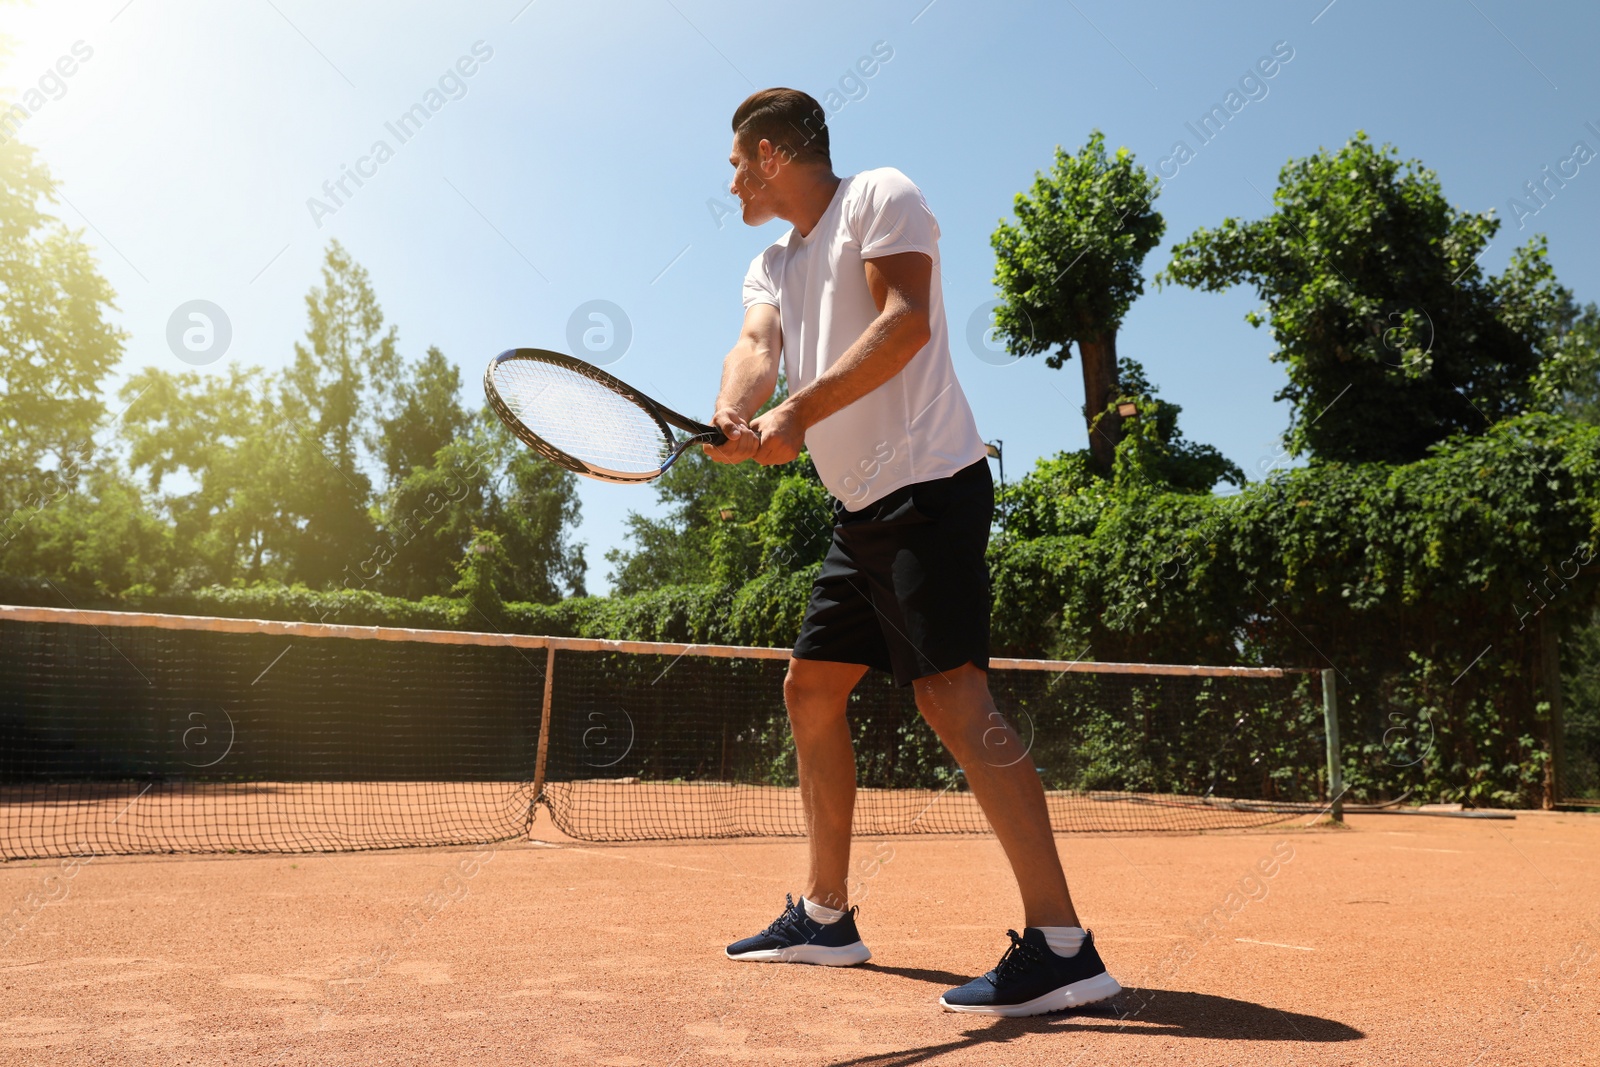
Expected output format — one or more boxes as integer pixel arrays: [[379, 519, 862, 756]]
[[758, 138, 784, 178]]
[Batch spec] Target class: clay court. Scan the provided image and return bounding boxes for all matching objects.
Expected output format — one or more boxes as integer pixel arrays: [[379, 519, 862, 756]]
[[2, 809, 1596, 1066]]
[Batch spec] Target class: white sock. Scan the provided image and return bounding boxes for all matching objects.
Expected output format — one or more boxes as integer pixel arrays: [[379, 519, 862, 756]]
[[802, 896, 846, 924], [1035, 926, 1086, 958]]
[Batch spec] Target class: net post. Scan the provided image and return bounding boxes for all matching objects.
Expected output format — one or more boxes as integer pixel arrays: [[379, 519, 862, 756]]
[[1540, 616, 1565, 809], [530, 644, 557, 808], [1321, 668, 1343, 823]]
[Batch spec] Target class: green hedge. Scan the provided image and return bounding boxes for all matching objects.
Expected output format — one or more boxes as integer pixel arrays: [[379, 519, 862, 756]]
[[990, 412, 1600, 806], [0, 568, 822, 652], [8, 410, 1595, 806]]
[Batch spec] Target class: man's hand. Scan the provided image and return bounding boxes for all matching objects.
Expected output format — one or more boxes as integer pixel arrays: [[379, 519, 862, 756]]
[[705, 305, 781, 464], [703, 408, 761, 464], [750, 403, 805, 466], [744, 252, 930, 461]]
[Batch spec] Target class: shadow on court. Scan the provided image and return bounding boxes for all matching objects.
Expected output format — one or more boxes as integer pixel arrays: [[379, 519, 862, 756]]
[[825, 988, 1364, 1066], [857, 962, 973, 986]]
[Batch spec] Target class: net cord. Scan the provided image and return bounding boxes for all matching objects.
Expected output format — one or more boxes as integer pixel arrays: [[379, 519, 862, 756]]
[[0, 605, 1316, 678]]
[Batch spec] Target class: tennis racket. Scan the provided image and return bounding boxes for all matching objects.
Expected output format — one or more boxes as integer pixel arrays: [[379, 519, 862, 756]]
[[484, 348, 735, 484]]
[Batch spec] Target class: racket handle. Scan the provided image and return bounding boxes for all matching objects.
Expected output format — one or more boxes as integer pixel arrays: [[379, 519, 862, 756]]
[[697, 425, 758, 449]]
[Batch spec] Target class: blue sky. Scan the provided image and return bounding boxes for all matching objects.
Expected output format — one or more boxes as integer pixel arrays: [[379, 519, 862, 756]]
[[5, 0, 1598, 593]]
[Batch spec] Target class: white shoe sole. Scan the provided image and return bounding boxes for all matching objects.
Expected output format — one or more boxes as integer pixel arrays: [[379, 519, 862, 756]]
[[725, 942, 872, 967], [939, 971, 1122, 1016]]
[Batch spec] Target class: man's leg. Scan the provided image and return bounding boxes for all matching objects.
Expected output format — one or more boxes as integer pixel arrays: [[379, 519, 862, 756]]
[[724, 656, 873, 966], [912, 662, 1079, 929], [725, 515, 883, 966], [784, 657, 868, 911]]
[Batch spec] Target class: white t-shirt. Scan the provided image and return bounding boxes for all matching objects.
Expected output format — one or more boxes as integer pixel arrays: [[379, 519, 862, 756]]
[[741, 167, 987, 509]]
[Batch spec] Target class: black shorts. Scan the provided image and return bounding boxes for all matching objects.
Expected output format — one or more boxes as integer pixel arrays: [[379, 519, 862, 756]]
[[793, 458, 992, 687]]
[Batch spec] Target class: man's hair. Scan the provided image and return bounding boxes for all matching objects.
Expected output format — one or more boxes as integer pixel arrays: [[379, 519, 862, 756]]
[[731, 88, 830, 166]]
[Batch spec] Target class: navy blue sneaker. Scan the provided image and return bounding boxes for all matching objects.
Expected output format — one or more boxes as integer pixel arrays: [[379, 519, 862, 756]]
[[725, 894, 872, 966], [940, 928, 1121, 1016]]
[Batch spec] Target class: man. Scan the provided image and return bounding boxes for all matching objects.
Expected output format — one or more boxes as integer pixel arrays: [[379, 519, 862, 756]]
[[705, 88, 1122, 1017]]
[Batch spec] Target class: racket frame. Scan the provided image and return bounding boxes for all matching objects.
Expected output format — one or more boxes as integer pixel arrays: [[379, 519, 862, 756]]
[[484, 348, 727, 484]]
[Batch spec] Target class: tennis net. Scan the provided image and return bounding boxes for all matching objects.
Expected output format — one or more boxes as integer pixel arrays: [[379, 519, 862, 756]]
[[1, 605, 1336, 858]]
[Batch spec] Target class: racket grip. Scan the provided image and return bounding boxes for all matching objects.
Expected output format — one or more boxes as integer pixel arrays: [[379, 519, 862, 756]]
[[699, 425, 758, 449]]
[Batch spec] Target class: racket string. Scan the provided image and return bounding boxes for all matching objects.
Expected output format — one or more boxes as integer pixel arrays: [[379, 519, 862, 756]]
[[493, 359, 675, 476]]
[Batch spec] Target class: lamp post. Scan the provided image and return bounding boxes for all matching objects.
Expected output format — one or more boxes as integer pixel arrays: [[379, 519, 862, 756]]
[[984, 439, 1004, 488], [985, 440, 1006, 543]]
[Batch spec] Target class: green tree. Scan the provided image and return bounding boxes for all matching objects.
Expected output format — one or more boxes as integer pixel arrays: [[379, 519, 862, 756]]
[[366, 347, 479, 599], [604, 448, 800, 594], [379, 345, 470, 483], [1532, 301, 1600, 423], [10, 465, 174, 597], [123, 244, 588, 603], [478, 413, 587, 602], [605, 384, 814, 593], [450, 526, 509, 627], [990, 130, 1165, 473], [0, 137, 127, 553], [120, 364, 294, 589], [277, 240, 397, 587], [365, 346, 586, 603], [1115, 358, 1245, 492], [376, 411, 587, 604], [1161, 132, 1572, 464], [1560, 600, 1600, 802]]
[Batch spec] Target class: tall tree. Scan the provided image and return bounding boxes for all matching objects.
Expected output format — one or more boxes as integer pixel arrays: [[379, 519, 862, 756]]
[[367, 347, 475, 599], [0, 138, 126, 538], [277, 241, 398, 587], [478, 412, 587, 602], [368, 357, 587, 603], [379, 346, 470, 485], [122, 243, 398, 591], [1161, 132, 1572, 464], [1, 26, 163, 595], [121, 365, 296, 589], [605, 385, 803, 594], [990, 130, 1165, 473]]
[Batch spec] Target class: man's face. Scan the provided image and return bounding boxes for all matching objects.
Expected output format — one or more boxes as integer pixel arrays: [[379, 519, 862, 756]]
[[728, 134, 779, 226]]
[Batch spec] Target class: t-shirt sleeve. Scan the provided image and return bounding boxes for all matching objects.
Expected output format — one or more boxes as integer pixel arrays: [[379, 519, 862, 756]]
[[742, 251, 779, 310], [854, 169, 940, 260]]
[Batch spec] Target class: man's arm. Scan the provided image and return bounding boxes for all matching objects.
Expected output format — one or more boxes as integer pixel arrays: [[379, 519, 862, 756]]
[[750, 251, 932, 466], [703, 302, 782, 464]]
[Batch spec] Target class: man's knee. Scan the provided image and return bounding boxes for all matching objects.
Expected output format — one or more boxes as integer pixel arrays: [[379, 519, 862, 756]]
[[911, 663, 989, 732], [784, 659, 862, 729]]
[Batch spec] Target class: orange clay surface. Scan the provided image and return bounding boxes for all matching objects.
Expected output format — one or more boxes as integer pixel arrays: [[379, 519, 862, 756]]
[[1, 811, 1597, 1066]]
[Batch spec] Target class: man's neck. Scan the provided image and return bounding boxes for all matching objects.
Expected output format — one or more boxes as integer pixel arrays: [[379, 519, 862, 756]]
[[783, 169, 842, 238]]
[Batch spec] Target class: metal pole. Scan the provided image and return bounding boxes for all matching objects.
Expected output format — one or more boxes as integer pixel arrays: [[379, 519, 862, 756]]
[[1321, 668, 1343, 823], [1540, 617, 1565, 809], [530, 644, 558, 809]]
